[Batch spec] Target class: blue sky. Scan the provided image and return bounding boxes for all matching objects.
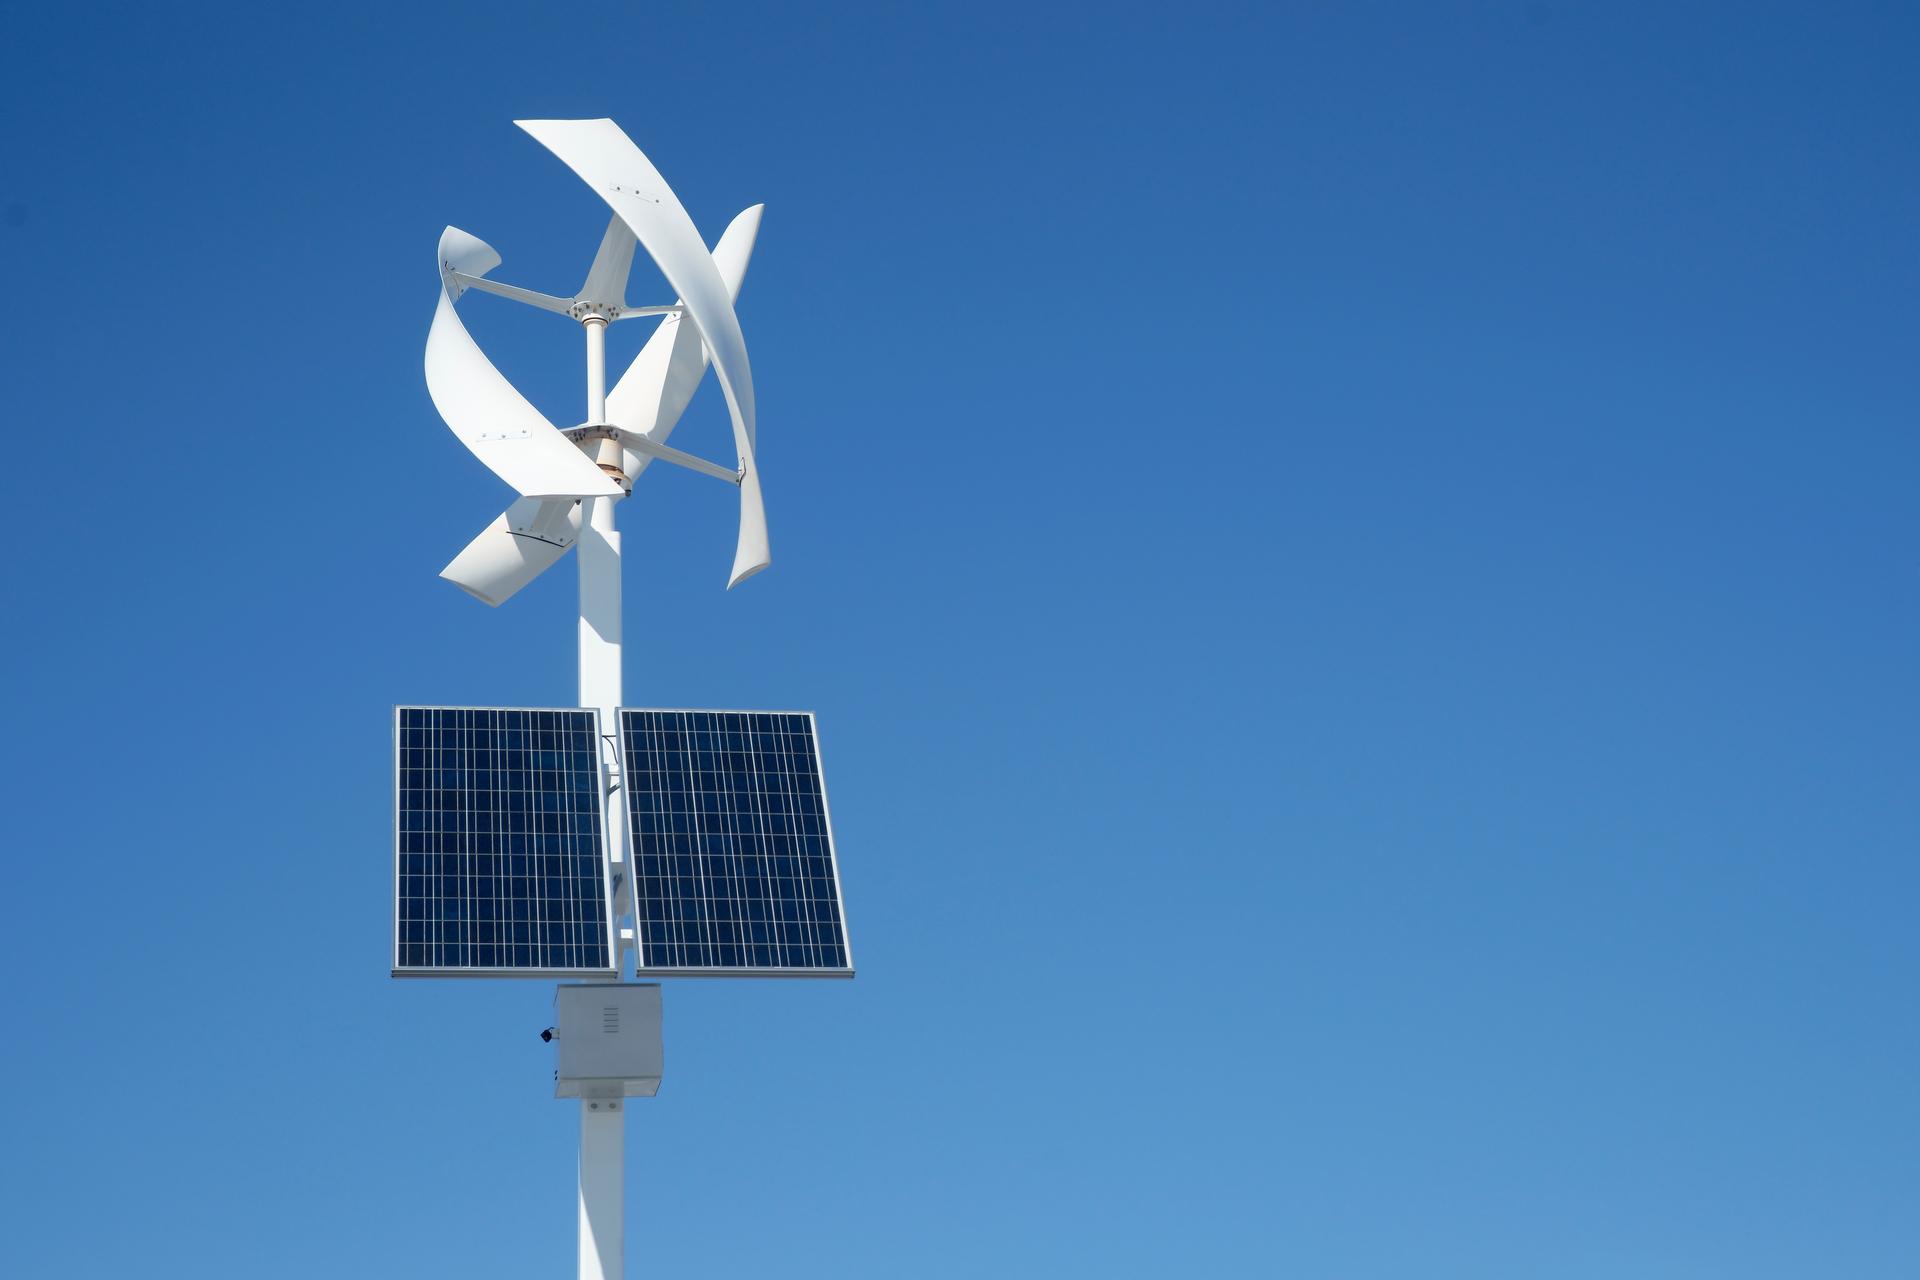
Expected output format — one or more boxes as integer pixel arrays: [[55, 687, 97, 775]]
[[2, 3, 1915, 1276]]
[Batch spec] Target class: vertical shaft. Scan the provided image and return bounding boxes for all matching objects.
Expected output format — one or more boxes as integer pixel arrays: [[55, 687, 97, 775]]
[[578, 1100, 624, 1280], [585, 314, 608, 424]]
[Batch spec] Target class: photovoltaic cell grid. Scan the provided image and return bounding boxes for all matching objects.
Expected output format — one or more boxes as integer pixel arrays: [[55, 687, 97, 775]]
[[394, 707, 614, 975], [620, 710, 852, 975]]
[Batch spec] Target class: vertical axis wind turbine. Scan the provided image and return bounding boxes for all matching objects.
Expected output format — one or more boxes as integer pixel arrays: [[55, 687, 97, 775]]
[[417, 118, 775, 1280]]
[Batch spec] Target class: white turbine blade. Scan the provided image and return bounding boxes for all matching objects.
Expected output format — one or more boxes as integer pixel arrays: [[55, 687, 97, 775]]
[[608, 204, 763, 464], [513, 120, 757, 455], [425, 226, 621, 499], [709, 206, 769, 587], [608, 313, 703, 467], [579, 215, 637, 306], [603, 204, 770, 590], [708, 204, 764, 303], [729, 447, 769, 589], [439, 497, 583, 606]]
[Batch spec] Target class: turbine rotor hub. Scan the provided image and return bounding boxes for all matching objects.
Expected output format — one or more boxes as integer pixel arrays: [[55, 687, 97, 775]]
[[569, 300, 622, 323], [565, 425, 632, 492]]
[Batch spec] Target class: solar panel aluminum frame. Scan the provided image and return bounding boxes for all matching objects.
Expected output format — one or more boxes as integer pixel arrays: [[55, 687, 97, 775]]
[[619, 708, 855, 979], [392, 705, 621, 979]]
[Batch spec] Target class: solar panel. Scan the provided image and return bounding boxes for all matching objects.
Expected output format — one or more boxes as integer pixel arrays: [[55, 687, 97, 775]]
[[394, 706, 616, 977], [618, 709, 853, 976]]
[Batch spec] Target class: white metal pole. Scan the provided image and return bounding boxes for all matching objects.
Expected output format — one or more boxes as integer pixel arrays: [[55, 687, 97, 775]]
[[577, 313, 624, 929], [585, 314, 608, 424], [577, 494, 622, 715], [579, 1099, 625, 1280], [575, 312, 628, 1280]]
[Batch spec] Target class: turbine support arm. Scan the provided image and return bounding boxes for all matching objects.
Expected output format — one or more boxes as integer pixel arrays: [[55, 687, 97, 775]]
[[624, 434, 743, 485], [451, 272, 687, 324], [562, 425, 742, 486], [448, 272, 577, 314]]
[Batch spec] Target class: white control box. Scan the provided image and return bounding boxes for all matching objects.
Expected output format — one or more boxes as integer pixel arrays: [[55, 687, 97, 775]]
[[554, 984, 663, 1099]]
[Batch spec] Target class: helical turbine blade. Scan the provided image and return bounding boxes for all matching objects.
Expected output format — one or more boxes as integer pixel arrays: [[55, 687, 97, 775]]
[[604, 203, 768, 588], [439, 497, 583, 606], [579, 215, 637, 306], [425, 226, 622, 499], [513, 120, 757, 452], [729, 450, 770, 588], [515, 120, 767, 587], [712, 205, 769, 587], [608, 205, 763, 469]]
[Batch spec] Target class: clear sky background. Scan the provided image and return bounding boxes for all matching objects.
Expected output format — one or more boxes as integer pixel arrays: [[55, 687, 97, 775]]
[[2, 3, 1915, 1276]]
